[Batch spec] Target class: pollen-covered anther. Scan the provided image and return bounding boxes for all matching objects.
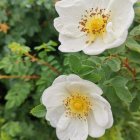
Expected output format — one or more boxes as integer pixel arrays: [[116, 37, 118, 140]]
[[78, 8, 111, 45], [63, 93, 92, 120]]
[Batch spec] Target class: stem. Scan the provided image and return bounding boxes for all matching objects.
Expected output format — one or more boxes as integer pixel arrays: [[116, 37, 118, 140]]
[[123, 58, 136, 80], [25, 53, 60, 74], [0, 75, 40, 80]]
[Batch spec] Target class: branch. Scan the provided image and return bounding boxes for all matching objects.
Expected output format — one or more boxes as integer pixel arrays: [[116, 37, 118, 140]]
[[25, 53, 61, 75], [0, 75, 40, 80], [123, 58, 136, 80]]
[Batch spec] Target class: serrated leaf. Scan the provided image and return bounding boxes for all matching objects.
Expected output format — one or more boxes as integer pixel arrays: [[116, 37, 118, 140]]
[[106, 58, 121, 72], [84, 71, 101, 83], [127, 51, 140, 64], [130, 25, 140, 36], [126, 38, 140, 53], [79, 65, 94, 76], [104, 86, 121, 105], [69, 55, 81, 73], [130, 91, 140, 112], [30, 104, 46, 118], [110, 76, 132, 103], [5, 82, 32, 109], [114, 86, 132, 103]]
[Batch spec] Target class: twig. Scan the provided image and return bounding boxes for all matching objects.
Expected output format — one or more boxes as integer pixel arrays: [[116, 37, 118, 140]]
[[0, 75, 40, 80], [123, 58, 136, 80], [25, 53, 60, 74]]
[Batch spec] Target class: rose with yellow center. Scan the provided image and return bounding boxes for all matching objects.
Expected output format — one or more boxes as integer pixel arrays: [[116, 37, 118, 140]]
[[42, 74, 113, 140], [54, 0, 136, 55]]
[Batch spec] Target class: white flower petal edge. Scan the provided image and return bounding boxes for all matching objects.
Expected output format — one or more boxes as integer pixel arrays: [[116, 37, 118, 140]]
[[88, 111, 105, 138], [41, 74, 113, 140], [57, 116, 88, 140], [46, 106, 65, 127], [54, 0, 135, 55], [58, 34, 87, 52], [108, 0, 134, 37], [52, 74, 103, 95], [42, 83, 68, 108], [131, 0, 138, 4], [83, 31, 128, 55], [52, 74, 81, 85]]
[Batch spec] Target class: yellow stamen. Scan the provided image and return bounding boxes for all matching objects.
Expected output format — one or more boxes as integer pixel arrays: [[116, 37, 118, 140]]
[[63, 93, 92, 119], [86, 15, 105, 32], [78, 8, 111, 45]]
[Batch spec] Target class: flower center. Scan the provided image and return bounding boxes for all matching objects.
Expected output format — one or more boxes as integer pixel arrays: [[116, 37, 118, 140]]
[[86, 15, 105, 32], [78, 8, 111, 45], [63, 93, 92, 119], [74, 102, 83, 110]]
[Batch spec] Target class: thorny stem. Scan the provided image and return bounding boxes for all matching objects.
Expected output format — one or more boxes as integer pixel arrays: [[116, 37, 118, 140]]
[[122, 58, 136, 80], [0, 75, 40, 80], [25, 53, 61, 74]]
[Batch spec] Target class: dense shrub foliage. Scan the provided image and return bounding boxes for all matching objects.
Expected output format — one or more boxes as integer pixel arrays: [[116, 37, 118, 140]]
[[0, 0, 140, 140]]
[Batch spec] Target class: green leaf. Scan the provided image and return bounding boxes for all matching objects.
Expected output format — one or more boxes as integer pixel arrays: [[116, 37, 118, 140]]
[[130, 25, 140, 36], [127, 51, 140, 64], [5, 82, 32, 109], [99, 126, 124, 140], [79, 65, 94, 76], [126, 38, 140, 53], [69, 55, 82, 73], [1, 122, 22, 137], [104, 86, 121, 105], [134, 2, 140, 17], [130, 91, 140, 112], [8, 42, 30, 55], [84, 70, 102, 83], [110, 77, 132, 103], [0, 131, 12, 140], [30, 104, 46, 118], [35, 41, 57, 52], [106, 58, 121, 72], [114, 86, 132, 103]]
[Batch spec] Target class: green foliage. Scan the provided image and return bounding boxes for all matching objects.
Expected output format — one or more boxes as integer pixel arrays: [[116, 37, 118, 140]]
[[1, 122, 22, 137], [8, 42, 30, 55], [0, 1, 140, 140], [35, 40, 58, 52], [107, 76, 132, 104], [69, 55, 82, 73], [5, 82, 32, 109], [126, 38, 140, 53], [30, 104, 46, 118], [106, 58, 121, 72]]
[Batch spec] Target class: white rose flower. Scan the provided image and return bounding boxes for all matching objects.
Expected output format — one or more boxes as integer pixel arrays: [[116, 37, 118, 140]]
[[54, 0, 136, 55], [42, 74, 113, 140]]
